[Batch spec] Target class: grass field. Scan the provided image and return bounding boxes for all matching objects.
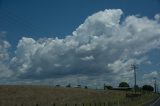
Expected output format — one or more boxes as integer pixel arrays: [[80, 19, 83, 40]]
[[0, 85, 158, 106]]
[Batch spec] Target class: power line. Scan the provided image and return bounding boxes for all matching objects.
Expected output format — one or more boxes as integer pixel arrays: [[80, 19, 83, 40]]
[[131, 64, 138, 93], [154, 77, 157, 93]]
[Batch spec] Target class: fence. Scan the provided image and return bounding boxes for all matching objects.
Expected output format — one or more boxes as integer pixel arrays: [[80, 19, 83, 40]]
[[13, 102, 122, 106], [1, 97, 143, 106]]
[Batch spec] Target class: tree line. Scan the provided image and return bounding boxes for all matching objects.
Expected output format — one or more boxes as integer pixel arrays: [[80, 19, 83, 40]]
[[104, 82, 154, 92]]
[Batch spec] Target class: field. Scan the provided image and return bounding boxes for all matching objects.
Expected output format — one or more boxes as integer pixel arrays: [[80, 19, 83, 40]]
[[0, 85, 158, 106]]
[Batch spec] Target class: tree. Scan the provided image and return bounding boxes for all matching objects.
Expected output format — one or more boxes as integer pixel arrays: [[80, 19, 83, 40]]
[[119, 82, 129, 87], [77, 85, 81, 88], [56, 85, 60, 87], [84, 86, 88, 89], [142, 85, 154, 92], [66, 84, 71, 88], [104, 84, 113, 90], [107, 85, 113, 89]]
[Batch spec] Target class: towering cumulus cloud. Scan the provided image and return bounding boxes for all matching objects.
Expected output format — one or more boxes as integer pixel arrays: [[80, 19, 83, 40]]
[[8, 9, 160, 85]]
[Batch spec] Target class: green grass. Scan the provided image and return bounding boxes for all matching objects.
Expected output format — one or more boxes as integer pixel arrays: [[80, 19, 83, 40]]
[[0, 85, 158, 106]]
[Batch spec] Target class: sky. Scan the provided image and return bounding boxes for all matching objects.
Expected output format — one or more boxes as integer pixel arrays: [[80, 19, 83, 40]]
[[0, 0, 160, 88]]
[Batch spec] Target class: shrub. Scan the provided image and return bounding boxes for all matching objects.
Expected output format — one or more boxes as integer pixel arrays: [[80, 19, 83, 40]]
[[84, 86, 88, 89], [142, 85, 154, 92], [56, 85, 60, 87], [66, 84, 71, 88], [104, 85, 113, 90]]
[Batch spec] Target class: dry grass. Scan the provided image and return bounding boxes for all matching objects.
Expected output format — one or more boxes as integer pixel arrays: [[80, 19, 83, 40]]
[[0, 85, 157, 106]]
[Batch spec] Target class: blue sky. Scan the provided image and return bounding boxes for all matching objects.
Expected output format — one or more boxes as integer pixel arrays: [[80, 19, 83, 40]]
[[0, 0, 160, 44], [0, 0, 160, 88]]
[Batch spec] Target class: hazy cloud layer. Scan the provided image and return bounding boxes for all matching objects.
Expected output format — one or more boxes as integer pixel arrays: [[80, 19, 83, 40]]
[[1, 9, 160, 86]]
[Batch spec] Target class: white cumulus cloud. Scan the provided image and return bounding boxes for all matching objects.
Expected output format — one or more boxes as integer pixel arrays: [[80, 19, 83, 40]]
[[0, 33, 13, 78], [143, 71, 159, 79], [5, 9, 160, 85]]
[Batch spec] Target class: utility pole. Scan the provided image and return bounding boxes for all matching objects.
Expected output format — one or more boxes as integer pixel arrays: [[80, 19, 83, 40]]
[[154, 77, 157, 93], [131, 64, 138, 93]]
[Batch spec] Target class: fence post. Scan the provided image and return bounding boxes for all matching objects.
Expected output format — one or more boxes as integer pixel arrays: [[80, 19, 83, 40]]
[[103, 102, 105, 106], [118, 100, 120, 106], [108, 101, 110, 106], [105, 102, 107, 106]]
